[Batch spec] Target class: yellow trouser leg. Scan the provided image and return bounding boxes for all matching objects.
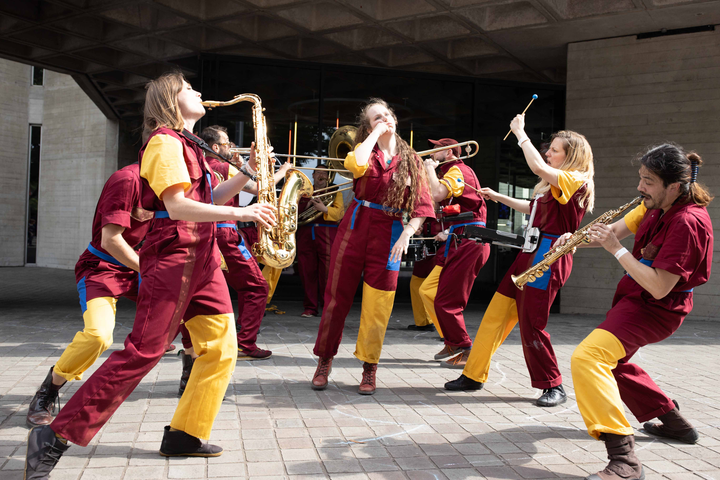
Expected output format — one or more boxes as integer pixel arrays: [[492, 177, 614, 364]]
[[354, 282, 396, 364], [54, 297, 117, 382], [462, 293, 517, 383], [410, 275, 432, 327], [171, 313, 236, 440], [418, 266, 444, 338], [572, 328, 634, 439], [262, 266, 282, 304]]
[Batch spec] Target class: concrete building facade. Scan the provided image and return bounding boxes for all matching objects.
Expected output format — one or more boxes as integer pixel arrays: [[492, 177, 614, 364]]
[[0, 60, 118, 269], [563, 29, 720, 319]]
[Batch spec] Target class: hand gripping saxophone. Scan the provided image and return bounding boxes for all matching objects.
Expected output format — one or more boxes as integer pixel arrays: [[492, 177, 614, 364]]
[[202, 94, 312, 268], [511, 196, 643, 290]]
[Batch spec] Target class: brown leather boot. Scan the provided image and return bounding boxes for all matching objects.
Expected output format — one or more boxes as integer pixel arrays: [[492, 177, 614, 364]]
[[27, 367, 63, 428], [178, 352, 195, 397], [358, 362, 377, 395], [643, 400, 699, 444], [587, 434, 644, 480], [311, 357, 333, 390]]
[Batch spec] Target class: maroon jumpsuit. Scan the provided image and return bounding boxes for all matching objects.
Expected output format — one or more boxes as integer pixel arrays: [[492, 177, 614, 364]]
[[51, 128, 233, 446], [598, 202, 713, 421], [432, 160, 491, 348]]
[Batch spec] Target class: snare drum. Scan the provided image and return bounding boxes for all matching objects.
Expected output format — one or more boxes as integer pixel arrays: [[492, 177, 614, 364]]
[[406, 241, 427, 262], [406, 240, 439, 262]]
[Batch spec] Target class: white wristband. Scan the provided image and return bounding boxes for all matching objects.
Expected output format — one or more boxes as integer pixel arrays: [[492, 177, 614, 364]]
[[517, 136, 530, 147], [614, 247, 629, 260]]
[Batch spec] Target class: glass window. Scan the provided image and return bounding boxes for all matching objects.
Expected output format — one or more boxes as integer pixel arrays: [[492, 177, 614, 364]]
[[27, 125, 41, 264], [32, 66, 43, 86]]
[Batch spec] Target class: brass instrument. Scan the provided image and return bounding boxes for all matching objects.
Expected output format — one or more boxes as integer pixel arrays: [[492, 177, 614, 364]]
[[298, 126, 357, 226], [511, 196, 643, 290], [202, 94, 313, 268]]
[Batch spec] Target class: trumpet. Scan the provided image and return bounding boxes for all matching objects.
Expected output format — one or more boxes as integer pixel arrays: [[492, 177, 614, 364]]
[[511, 196, 643, 290]]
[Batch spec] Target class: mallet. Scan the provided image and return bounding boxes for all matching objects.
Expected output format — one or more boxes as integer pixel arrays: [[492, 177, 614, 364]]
[[503, 94, 538, 141]]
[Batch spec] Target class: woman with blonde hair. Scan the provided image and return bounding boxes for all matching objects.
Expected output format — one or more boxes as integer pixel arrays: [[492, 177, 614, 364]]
[[311, 98, 434, 395], [445, 114, 595, 408], [25, 72, 276, 478]]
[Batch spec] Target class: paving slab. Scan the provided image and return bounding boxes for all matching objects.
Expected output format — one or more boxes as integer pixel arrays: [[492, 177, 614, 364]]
[[0, 267, 718, 479]]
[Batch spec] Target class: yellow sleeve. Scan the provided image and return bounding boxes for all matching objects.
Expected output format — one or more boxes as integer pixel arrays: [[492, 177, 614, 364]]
[[623, 203, 647, 234], [344, 143, 370, 179], [550, 170, 586, 205], [323, 191, 345, 222], [438, 165, 464, 200], [140, 134, 191, 199], [227, 165, 239, 179]]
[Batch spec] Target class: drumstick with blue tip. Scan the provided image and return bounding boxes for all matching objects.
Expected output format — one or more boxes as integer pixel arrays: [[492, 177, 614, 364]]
[[503, 94, 538, 141]]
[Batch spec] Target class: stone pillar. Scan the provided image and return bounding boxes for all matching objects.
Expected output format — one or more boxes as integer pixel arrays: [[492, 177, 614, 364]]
[[35, 71, 118, 269], [0, 60, 31, 266]]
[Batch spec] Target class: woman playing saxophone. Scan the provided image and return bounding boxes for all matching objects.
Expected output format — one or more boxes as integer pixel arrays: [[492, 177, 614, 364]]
[[444, 114, 595, 408]]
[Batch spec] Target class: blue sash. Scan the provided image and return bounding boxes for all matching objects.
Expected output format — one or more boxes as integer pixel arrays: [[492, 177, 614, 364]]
[[350, 197, 402, 230], [628, 257, 693, 293]]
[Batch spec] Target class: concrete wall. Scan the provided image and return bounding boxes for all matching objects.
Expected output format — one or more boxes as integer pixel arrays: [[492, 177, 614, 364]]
[[0, 60, 30, 266], [36, 71, 118, 269], [563, 30, 720, 319], [0, 58, 118, 270]]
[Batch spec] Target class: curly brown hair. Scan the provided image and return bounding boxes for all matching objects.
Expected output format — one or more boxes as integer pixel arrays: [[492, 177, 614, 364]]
[[354, 98, 428, 214]]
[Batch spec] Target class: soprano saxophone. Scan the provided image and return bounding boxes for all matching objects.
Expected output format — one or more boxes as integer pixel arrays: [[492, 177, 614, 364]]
[[202, 94, 313, 268], [511, 196, 643, 290]]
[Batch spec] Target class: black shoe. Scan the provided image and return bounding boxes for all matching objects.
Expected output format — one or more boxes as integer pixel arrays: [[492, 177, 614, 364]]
[[27, 367, 63, 428], [25, 425, 70, 479], [537, 385, 567, 407], [407, 324, 435, 332], [178, 353, 195, 397], [159, 426, 223, 457], [444, 374, 484, 391]]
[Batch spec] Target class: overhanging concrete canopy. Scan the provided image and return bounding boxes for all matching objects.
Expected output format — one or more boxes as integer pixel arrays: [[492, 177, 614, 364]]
[[1, 0, 718, 121]]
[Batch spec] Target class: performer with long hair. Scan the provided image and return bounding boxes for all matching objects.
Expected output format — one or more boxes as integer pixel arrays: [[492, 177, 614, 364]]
[[446, 114, 595, 408], [311, 98, 434, 395], [25, 72, 276, 478], [570, 144, 713, 480]]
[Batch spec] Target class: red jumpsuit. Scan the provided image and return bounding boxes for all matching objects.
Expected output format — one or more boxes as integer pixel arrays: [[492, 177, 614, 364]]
[[206, 158, 268, 353], [314, 144, 434, 364], [56, 164, 152, 382], [420, 160, 490, 348], [588, 202, 712, 423], [573, 201, 713, 439], [51, 128, 235, 445], [463, 172, 588, 389], [75, 164, 151, 311], [296, 193, 343, 315]]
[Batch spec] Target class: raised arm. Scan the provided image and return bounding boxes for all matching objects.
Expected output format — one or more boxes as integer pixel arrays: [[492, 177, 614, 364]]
[[510, 115, 560, 188]]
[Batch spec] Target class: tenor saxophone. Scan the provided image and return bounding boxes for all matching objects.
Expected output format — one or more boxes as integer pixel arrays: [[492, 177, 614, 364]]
[[202, 94, 313, 268], [511, 196, 643, 290]]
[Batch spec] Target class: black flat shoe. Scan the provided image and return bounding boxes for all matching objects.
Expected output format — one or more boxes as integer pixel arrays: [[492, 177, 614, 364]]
[[444, 374, 484, 391], [159, 426, 223, 457], [407, 324, 435, 332], [537, 385, 567, 407], [25, 425, 70, 480]]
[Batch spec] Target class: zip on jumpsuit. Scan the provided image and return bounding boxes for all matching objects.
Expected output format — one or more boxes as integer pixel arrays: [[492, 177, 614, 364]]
[[50, 128, 237, 446], [313, 143, 434, 365]]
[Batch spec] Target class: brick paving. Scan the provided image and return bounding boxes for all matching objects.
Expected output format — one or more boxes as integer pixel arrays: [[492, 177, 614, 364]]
[[0, 267, 718, 479]]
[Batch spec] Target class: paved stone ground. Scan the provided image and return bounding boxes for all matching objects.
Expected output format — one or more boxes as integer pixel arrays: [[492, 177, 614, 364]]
[[0, 267, 719, 480]]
